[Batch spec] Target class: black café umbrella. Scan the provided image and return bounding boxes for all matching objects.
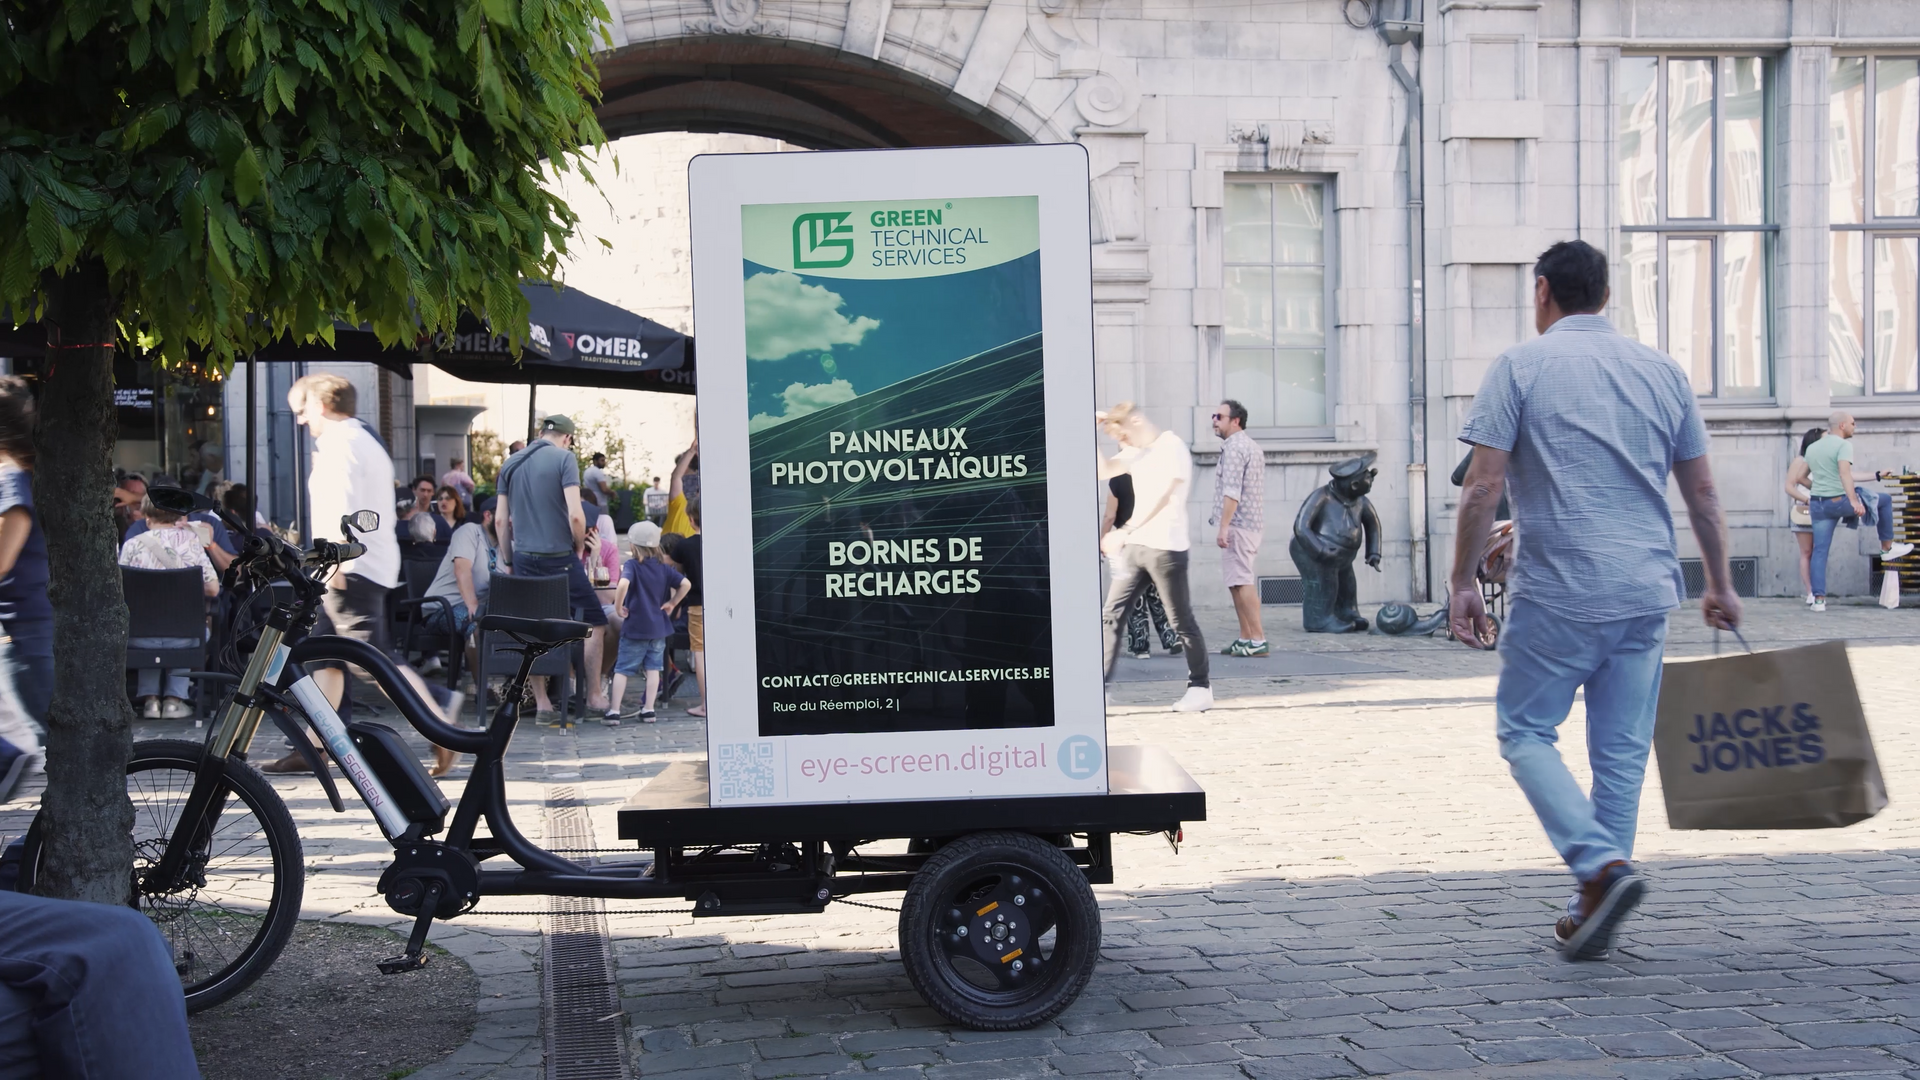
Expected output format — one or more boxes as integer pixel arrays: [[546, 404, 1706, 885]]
[[255, 281, 697, 395], [3, 284, 696, 395]]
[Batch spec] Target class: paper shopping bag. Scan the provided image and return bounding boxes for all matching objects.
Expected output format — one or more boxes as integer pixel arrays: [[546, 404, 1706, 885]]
[[1653, 640, 1887, 829], [1881, 569, 1901, 609]]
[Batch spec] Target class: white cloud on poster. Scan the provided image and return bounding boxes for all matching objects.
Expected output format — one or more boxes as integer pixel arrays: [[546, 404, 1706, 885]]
[[743, 272, 880, 361], [747, 378, 858, 432]]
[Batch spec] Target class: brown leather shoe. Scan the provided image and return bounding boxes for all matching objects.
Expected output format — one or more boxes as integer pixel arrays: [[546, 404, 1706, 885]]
[[259, 750, 314, 775]]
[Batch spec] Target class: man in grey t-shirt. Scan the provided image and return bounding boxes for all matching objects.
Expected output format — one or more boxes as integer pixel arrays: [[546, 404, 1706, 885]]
[[1451, 240, 1740, 963], [496, 415, 610, 716]]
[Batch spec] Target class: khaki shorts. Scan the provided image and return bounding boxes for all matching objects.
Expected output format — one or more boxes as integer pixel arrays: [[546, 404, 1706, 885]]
[[688, 605, 704, 651], [1222, 527, 1261, 588]]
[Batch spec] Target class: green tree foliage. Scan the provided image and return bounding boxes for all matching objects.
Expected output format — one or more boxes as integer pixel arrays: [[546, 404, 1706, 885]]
[[469, 427, 505, 486], [0, 0, 607, 361], [0, 0, 607, 902]]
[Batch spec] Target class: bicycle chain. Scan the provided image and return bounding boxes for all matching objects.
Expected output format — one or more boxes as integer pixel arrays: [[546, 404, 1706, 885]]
[[830, 898, 901, 913], [467, 897, 902, 917], [466, 906, 695, 917]]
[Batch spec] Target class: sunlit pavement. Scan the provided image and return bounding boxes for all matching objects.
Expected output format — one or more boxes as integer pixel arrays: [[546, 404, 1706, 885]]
[[9, 595, 1920, 1078]]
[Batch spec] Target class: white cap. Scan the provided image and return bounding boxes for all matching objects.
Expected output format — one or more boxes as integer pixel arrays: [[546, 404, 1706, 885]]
[[627, 520, 662, 548]]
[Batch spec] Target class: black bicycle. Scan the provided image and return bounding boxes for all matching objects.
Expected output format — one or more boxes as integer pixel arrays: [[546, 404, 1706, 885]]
[[21, 487, 1203, 1029]]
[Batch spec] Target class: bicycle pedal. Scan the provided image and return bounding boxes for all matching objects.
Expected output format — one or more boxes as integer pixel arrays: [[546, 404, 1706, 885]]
[[377, 953, 431, 975]]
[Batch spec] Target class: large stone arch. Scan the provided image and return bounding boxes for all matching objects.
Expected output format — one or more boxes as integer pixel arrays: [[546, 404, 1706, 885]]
[[593, 0, 1155, 418], [593, 0, 1145, 149]]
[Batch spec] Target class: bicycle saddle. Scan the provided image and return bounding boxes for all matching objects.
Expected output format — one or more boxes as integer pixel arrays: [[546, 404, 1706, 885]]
[[479, 615, 592, 644]]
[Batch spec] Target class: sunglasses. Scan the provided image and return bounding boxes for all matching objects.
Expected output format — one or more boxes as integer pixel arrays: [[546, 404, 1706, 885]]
[[1210, 412, 1226, 421]]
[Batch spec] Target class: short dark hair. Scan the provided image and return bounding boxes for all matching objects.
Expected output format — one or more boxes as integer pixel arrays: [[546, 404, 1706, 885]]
[[411, 475, 434, 490], [592, 453, 606, 464], [685, 495, 701, 526], [1533, 240, 1608, 314], [1220, 400, 1249, 429]]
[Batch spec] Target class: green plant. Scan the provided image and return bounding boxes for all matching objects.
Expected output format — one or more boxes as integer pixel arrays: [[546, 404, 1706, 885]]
[[0, 0, 605, 901], [469, 428, 506, 486]]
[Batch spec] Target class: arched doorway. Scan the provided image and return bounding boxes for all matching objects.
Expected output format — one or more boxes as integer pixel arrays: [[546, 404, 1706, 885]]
[[595, 39, 1027, 149]]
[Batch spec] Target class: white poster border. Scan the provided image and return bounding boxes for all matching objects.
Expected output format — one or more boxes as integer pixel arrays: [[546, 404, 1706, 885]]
[[688, 143, 1105, 807]]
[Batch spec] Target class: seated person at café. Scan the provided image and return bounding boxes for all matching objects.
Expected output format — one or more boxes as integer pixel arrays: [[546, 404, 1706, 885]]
[[118, 494, 218, 719], [124, 483, 239, 573], [396, 475, 453, 563]]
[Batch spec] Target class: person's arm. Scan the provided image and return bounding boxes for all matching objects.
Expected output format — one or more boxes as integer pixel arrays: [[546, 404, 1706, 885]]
[[614, 575, 631, 619], [495, 493, 513, 571], [670, 439, 696, 499], [1785, 459, 1812, 503], [1216, 443, 1246, 546], [1448, 444, 1509, 649], [0, 507, 31, 581], [665, 576, 691, 612], [453, 557, 478, 613], [1674, 454, 1741, 630], [1100, 492, 1119, 536], [564, 486, 586, 549], [1840, 458, 1865, 515]]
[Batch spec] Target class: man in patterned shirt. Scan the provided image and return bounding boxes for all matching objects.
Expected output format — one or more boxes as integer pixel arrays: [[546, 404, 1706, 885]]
[[1209, 400, 1267, 656], [1451, 240, 1740, 963]]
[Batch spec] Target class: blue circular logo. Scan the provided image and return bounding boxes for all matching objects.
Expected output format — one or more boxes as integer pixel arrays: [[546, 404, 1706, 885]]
[[1058, 735, 1102, 780]]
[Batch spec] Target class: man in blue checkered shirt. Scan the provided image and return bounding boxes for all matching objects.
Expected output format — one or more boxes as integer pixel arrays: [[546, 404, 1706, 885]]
[[1451, 240, 1741, 963]]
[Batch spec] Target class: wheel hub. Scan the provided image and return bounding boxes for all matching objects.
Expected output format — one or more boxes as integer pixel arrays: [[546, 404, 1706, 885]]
[[939, 872, 1058, 991]]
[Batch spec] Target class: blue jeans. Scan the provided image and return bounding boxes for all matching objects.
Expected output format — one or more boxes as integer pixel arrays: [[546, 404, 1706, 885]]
[[1810, 490, 1895, 597], [1496, 598, 1671, 882], [0, 890, 200, 1079], [423, 600, 475, 637]]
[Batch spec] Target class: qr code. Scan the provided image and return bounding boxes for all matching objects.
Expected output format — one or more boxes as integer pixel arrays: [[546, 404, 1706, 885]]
[[715, 742, 777, 800]]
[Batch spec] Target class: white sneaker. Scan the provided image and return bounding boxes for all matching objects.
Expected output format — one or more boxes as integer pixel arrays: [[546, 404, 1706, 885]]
[[1812, 600, 1827, 612], [1805, 593, 1817, 606], [1172, 686, 1214, 712], [159, 697, 193, 719], [1887, 542, 1915, 562], [141, 697, 161, 719], [443, 691, 466, 727]]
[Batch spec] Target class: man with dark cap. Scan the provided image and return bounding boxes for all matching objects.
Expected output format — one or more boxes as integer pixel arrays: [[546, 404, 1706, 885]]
[[496, 415, 610, 716]]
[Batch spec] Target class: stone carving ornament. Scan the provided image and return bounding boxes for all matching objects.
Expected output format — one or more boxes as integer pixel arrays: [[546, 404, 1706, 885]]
[[686, 0, 783, 36]]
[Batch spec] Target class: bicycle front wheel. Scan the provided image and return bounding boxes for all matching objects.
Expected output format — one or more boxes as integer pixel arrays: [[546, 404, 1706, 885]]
[[23, 738, 305, 1012]]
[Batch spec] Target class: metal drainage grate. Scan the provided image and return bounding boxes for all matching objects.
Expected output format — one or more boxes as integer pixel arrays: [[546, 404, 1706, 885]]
[[1258, 576, 1305, 604], [1679, 557, 1758, 599], [542, 787, 630, 1080]]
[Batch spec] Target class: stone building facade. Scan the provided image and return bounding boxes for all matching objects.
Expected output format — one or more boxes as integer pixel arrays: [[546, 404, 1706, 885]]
[[597, 0, 1920, 603]]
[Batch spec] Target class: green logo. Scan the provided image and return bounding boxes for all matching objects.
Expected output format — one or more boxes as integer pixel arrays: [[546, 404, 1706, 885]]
[[792, 212, 855, 269]]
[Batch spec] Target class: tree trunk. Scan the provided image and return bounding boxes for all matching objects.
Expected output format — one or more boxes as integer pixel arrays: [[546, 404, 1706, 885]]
[[33, 261, 134, 904]]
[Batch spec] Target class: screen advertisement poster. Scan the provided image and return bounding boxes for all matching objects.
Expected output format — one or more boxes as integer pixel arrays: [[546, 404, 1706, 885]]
[[688, 144, 1105, 806]]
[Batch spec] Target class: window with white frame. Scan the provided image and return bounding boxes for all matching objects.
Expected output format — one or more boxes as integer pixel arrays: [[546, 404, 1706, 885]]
[[1615, 55, 1772, 398], [1222, 179, 1332, 429], [1829, 55, 1920, 397]]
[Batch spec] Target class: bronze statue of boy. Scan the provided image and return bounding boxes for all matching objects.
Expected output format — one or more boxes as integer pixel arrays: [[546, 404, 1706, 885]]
[[1289, 453, 1382, 633]]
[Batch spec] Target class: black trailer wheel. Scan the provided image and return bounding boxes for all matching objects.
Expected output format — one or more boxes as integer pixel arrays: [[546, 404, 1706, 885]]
[[898, 830, 1099, 1030]]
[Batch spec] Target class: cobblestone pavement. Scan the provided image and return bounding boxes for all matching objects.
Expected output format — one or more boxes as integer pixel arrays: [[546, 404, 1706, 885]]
[[10, 596, 1920, 1079]]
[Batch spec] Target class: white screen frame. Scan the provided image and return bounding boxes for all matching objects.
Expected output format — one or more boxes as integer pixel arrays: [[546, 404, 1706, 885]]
[[688, 143, 1106, 805]]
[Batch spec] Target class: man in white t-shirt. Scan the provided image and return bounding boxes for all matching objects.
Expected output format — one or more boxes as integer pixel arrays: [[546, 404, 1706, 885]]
[[1097, 404, 1211, 711], [263, 373, 461, 774]]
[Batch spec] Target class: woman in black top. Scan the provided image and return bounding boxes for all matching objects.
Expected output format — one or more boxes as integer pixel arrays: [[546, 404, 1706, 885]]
[[1103, 470, 1180, 659]]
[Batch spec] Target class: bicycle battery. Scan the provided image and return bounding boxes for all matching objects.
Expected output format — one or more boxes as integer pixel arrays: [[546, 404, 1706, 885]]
[[348, 722, 451, 832]]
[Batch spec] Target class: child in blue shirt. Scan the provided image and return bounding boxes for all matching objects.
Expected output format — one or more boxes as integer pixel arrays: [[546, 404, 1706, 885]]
[[611, 521, 689, 723]]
